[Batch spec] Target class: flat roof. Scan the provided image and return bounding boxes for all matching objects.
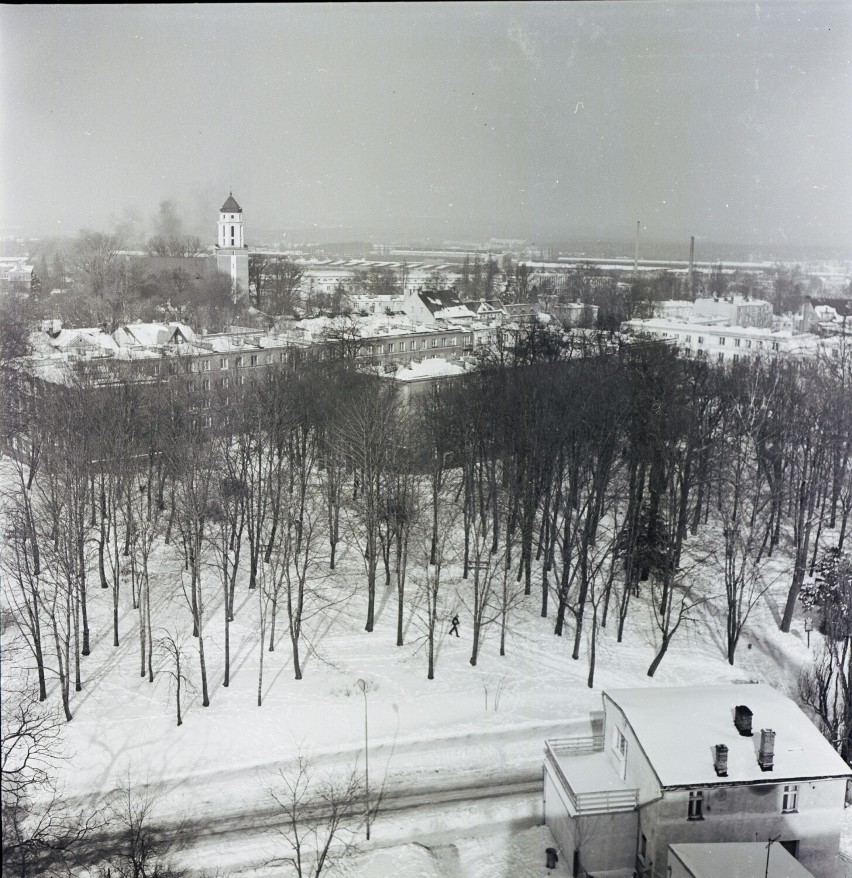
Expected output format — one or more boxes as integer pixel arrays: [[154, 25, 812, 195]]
[[669, 842, 814, 878]]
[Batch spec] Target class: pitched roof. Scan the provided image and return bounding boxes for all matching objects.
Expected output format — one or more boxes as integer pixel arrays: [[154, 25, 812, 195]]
[[220, 193, 242, 213], [417, 289, 478, 319], [604, 684, 851, 788]]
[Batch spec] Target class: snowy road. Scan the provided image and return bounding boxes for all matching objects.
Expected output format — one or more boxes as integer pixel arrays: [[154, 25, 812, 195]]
[[69, 762, 544, 876], [61, 721, 569, 875]]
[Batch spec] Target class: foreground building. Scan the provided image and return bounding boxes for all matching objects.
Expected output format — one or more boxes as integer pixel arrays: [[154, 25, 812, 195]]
[[543, 684, 850, 878]]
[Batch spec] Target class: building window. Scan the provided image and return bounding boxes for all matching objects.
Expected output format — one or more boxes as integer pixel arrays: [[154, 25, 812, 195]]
[[782, 784, 799, 813], [202, 359, 211, 371], [734, 338, 741, 347], [719, 336, 726, 346], [235, 356, 243, 368], [746, 340, 752, 348], [250, 355, 258, 366], [614, 728, 628, 759], [152, 363, 160, 376], [441, 337, 447, 347], [220, 357, 229, 370], [451, 336, 457, 346], [237, 375, 245, 387], [221, 377, 229, 389], [202, 379, 210, 392], [203, 415, 213, 428], [464, 334, 473, 346], [386, 343, 394, 354], [431, 338, 438, 348], [697, 336, 704, 345], [687, 791, 703, 821]]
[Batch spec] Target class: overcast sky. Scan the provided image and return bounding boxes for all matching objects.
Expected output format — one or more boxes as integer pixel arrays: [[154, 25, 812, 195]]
[[2, 2, 850, 248]]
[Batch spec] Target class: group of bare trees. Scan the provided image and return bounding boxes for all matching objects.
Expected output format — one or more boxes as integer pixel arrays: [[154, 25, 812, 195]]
[[3, 329, 851, 765]]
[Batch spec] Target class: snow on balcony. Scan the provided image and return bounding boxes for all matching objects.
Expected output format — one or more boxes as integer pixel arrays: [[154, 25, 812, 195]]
[[545, 737, 638, 815]]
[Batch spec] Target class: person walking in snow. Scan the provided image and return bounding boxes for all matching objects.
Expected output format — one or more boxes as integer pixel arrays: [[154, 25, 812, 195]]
[[449, 614, 460, 637]]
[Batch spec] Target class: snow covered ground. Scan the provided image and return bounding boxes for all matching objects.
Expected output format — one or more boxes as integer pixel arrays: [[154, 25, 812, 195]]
[[1, 457, 849, 876]]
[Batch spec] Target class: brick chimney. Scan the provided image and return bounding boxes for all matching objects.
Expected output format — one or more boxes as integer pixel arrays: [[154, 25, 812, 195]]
[[734, 705, 753, 737], [713, 744, 728, 777], [758, 729, 775, 771]]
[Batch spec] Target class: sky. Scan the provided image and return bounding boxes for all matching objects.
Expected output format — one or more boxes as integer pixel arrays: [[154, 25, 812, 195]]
[[1, 2, 851, 248]]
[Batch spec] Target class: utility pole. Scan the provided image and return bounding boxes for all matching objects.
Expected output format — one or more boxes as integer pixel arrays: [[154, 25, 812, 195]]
[[357, 678, 370, 840]]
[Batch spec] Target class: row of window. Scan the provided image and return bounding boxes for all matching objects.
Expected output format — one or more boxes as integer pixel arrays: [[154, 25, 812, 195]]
[[363, 334, 473, 356], [150, 350, 288, 377], [686, 784, 798, 820]]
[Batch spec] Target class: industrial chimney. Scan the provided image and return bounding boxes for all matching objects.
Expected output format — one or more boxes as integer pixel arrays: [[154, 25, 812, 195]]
[[634, 220, 640, 273], [713, 744, 729, 777], [688, 236, 695, 296], [758, 729, 776, 771], [734, 705, 753, 737]]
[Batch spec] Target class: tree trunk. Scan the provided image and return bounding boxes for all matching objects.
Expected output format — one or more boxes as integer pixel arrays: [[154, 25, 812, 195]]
[[647, 635, 670, 677]]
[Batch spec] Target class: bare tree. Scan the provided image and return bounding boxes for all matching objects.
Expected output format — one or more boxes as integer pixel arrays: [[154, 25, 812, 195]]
[[156, 630, 193, 727], [336, 379, 398, 632], [1, 654, 102, 878], [266, 257, 305, 316], [264, 756, 363, 878], [2, 484, 48, 701], [102, 773, 185, 878]]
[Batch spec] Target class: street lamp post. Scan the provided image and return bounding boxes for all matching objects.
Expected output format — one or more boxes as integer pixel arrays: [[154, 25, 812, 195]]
[[357, 678, 370, 840]]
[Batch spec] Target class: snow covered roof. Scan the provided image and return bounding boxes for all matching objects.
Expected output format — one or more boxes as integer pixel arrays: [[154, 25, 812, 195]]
[[393, 358, 466, 382], [417, 289, 474, 316], [112, 322, 196, 349], [604, 684, 851, 787], [669, 842, 814, 878]]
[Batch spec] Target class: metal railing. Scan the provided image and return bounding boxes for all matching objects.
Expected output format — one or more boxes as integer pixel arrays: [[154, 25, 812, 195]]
[[545, 740, 638, 815], [546, 734, 604, 756]]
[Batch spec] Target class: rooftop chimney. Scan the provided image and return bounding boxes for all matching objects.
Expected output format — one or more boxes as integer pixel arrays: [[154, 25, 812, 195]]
[[734, 705, 753, 736], [758, 728, 775, 771], [713, 744, 729, 777]]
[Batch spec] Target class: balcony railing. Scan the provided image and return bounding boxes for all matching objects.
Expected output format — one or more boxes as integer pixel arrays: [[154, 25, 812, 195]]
[[545, 739, 638, 815], [546, 734, 604, 756]]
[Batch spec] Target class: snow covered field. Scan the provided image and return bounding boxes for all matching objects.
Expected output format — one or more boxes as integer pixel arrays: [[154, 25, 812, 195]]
[[1, 457, 848, 876]]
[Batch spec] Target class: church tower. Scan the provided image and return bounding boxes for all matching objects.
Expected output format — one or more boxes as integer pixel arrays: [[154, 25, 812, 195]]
[[215, 192, 249, 295]]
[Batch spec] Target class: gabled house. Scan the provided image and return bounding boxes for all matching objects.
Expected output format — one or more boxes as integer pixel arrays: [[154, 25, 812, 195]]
[[401, 287, 477, 324], [543, 684, 850, 878], [112, 322, 196, 349]]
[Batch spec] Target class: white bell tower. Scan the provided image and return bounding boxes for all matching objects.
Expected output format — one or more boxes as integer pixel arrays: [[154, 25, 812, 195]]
[[218, 192, 244, 249], [215, 193, 249, 295]]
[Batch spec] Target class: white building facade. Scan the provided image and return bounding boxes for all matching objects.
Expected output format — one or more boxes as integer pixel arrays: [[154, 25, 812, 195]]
[[543, 685, 850, 878]]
